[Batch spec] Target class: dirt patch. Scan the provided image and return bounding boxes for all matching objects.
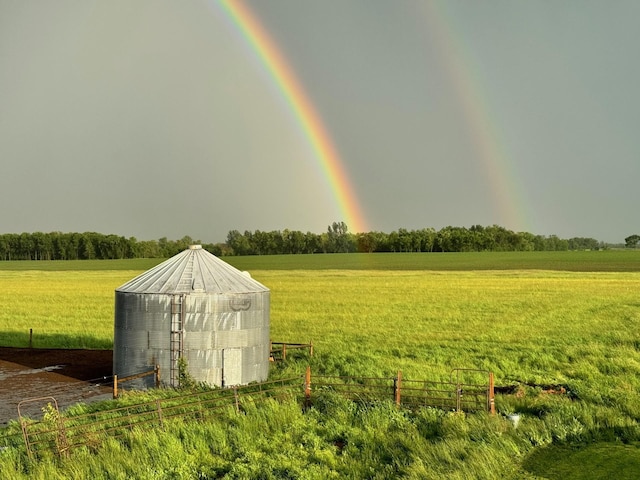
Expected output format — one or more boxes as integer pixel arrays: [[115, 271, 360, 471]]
[[0, 348, 113, 425], [495, 382, 572, 398]]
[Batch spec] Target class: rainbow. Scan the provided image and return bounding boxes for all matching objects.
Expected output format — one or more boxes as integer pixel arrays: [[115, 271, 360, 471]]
[[422, 2, 531, 233], [217, 0, 368, 233]]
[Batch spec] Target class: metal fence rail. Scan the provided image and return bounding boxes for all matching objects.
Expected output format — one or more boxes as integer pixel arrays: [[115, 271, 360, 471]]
[[399, 380, 489, 411], [310, 375, 395, 402], [400, 380, 461, 410], [307, 368, 494, 413], [16, 367, 494, 459], [270, 341, 313, 361], [18, 376, 303, 459]]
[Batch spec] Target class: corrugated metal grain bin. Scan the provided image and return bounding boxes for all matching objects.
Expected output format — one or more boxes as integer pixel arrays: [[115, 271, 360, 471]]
[[113, 245, 270, 388]]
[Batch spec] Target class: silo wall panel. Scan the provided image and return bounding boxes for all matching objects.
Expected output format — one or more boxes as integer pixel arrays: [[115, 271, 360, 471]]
[[239, 343, 270, 385], [114, 292, 171, 388], [183, 349, 223, 386], [183, 295, 220, 384], [213, 330, 249, 349], [184, 291, 270, 386], [183, 331, 214, 351], [218, 291, 269, 384]]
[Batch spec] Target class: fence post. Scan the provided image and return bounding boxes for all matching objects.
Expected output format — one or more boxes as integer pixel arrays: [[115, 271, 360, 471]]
[[20, 418, 33, 460], [233, 387, 240, 412], [155, 365, 161, 388], [156, 399, 164, 428], [282, 344, 287, 361], [29, 328, 33, 349], [55, 412, 70, 458], [113, 375, 118, 399], [309, 341, 313, 357], [304, 366, 312, 407], [488, 372, 495, 414], [394, 370, 402, 406]]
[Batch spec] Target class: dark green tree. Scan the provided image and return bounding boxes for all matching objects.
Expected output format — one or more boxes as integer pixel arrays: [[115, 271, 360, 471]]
[[625, 235, 640, 248], [226, 230, 251, 256], [326, 222, 355, 253]]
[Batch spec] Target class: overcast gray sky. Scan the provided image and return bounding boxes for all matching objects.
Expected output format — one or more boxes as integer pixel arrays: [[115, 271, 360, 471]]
[[1, 1, 638, 244]]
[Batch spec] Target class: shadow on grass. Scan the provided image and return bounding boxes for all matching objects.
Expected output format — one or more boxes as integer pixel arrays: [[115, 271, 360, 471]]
[[523, 440, 640, 480], [0, 330, 112, 350]]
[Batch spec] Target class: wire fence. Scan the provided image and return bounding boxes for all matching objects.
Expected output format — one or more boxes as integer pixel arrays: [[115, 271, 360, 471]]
[[270, 341, 313, 362], [309, 368, 494, 413], [12, 366, 494, 459], [17, 376, 303, 459]]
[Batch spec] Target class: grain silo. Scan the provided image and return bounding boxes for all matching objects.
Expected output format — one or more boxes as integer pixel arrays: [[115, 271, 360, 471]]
[[113, 245, 270, 388]]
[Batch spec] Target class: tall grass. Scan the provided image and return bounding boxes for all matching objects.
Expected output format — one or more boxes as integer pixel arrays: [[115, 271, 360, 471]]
[[5, 395, 638, 479], [0, 397, 542, 479], [1, 252, 640, 477]]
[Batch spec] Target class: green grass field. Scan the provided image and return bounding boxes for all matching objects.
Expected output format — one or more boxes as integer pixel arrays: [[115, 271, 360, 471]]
[[1, 251, 640, 478], [0, 249, 637, 272]]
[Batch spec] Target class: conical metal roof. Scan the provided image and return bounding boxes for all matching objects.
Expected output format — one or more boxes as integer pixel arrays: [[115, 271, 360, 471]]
[[116, 245, 268, 294]]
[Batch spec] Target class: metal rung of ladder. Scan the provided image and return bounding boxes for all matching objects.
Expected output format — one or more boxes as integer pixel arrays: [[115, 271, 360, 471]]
[[170, 295, 184, 387]]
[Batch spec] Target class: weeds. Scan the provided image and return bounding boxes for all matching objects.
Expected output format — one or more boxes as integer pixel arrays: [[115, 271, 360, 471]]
[[1, 253, 640, 477]]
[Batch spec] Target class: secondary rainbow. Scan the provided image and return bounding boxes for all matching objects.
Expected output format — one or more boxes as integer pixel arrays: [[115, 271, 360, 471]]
[[218, 0, 368, 233], [422, 2, 531, 233]]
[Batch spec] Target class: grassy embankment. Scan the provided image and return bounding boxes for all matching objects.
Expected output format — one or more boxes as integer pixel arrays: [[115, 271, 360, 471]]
[[0, 250, 639, 478]]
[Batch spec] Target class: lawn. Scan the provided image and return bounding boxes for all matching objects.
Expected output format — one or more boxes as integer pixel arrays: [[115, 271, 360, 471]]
[[1, 251, 639, 478]]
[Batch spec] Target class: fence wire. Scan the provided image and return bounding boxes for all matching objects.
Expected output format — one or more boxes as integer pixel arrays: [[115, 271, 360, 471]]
[[15, 368, 493, 459]]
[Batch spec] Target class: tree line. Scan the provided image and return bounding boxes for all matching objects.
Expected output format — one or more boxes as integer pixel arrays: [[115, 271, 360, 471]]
[[0, 232, 219, 261], [226, 222, 604, 255], [0, 223, 609, 261]]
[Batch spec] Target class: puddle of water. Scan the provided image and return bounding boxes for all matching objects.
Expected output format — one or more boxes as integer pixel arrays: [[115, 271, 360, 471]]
[[0, 364, 65, 381], [0, 361, 112, 425]]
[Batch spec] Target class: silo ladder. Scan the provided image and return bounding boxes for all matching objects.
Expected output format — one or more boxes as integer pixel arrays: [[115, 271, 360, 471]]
[[170, 295, 185, 387]]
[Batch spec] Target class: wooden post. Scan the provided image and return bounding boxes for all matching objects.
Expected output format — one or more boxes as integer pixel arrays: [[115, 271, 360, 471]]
[[156, 399, 163, 427], [233, 387, 240, 412], [282, 344, 287, 361], [29, 329, 33, 349], [309, 341, 313, 357], [113, 375, 118, 399], [488, 372, 495, 414], [55, 412, 70, 458], [305, 365, 312, 404], [155, 365, 161, 388], [394, 370, 402, 406]]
